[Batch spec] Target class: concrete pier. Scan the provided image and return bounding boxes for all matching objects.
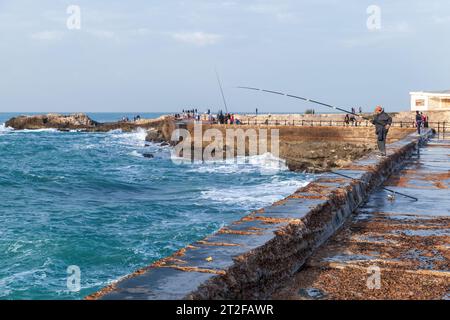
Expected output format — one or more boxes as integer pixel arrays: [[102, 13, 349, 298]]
[[272, 137, 449, 300], [87, 129, 437, 300]]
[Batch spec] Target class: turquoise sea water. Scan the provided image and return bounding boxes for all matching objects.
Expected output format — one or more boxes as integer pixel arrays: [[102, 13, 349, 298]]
[[0, 113, 310, 299]]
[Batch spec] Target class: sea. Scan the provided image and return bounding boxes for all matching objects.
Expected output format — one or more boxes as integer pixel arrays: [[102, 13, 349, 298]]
[[0, 112, 311, 299]]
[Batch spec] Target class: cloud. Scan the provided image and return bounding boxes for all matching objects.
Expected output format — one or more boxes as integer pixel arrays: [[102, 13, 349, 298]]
[[275, 12, 297, 23], [131, 28, 153, 36], [171, 31, 222, 46], [246, 2, 299, 24], [389, 22, 411, 33], [432, 15, 450, 24], [247, 3, 280, 15], [341, 22, 413, 48], [30, 31, 64, 41], [87, 30, 115, 39]]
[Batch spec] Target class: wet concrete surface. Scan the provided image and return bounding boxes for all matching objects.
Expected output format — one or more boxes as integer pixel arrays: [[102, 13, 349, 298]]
[[272, 138, 450, 300]]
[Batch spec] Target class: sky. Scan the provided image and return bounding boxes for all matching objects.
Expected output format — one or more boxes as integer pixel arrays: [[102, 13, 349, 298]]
[[0, 0, 449, 113]]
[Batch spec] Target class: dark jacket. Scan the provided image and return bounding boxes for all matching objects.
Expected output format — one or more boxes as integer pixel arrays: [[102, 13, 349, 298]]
[[372, 112, 392, 141], [415, 113, 423, 122]]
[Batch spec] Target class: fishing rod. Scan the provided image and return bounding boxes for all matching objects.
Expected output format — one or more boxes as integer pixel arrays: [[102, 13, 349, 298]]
[[330, 171, 418, 201], [237, 86, 384, 125], [237, 86, 417, 200], [216, 69, 229, 114]]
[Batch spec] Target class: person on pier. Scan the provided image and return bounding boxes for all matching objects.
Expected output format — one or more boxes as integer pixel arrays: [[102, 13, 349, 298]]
[[372, 106, 392, 157]]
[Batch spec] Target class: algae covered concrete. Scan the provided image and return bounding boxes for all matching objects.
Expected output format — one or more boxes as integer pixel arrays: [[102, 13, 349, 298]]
[[87, 129, 432, 300], [272, 138, 449, 300]]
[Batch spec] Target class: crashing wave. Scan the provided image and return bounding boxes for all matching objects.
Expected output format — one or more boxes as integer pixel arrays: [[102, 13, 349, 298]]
[[108, 128, 147, 146], [17, 128, 59, 133], [0, 123, 13, 134], [182, 153, 289, 175], [107, 129, 123, 134]]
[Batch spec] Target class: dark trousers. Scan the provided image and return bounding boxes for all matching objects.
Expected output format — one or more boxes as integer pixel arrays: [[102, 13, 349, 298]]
[[377, 139, 386, 155], [416, 121, 422, 134], [376, 128, 388, 155]]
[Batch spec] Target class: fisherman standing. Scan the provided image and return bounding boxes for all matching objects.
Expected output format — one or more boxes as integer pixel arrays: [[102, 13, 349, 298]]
[[415, 111, 423, 134], [371, 106, 392, 157]]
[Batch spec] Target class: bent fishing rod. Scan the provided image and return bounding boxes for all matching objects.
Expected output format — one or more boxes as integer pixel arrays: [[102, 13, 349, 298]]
[[236, 86, 384, 126], [237, 86, 417, 201], [331, 171, 418, 201]]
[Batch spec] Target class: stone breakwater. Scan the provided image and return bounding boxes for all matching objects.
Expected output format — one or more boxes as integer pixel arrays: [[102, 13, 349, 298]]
[[272, 136, 449, 300], [86, 129, 432, 300], [167, 122, 415, 172], [5, 113, 415, 172]]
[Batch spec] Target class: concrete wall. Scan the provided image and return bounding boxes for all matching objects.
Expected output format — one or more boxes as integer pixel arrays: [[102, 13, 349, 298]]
[[177, 124, 415, 172], [197, 124, 413, 143]]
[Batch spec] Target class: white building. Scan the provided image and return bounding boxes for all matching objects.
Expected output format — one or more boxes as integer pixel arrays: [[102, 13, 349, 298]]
[[410, 90, 450, 111]]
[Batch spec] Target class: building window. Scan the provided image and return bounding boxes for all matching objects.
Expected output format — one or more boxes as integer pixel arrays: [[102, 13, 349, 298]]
[[415, 99, 425, 107], [441, 98, 450, 108]]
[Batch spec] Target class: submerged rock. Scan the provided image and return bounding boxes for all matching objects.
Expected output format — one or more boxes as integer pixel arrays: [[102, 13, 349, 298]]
[[142, 153, 154, 159], [145, 129, 162, 142]]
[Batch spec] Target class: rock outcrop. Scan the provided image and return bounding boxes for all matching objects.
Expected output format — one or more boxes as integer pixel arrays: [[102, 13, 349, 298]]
[[6, 113, 98, 130], [281, 141, 373, 172], [5, 113, 176, 134], [145, 118, 176, 144]]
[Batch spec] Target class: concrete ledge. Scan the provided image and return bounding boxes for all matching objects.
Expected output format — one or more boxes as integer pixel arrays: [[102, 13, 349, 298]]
[[87, 130, 433, 300]]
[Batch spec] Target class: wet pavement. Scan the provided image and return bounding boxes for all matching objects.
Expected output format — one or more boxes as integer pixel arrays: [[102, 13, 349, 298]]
[[272, 138, 450, 300]]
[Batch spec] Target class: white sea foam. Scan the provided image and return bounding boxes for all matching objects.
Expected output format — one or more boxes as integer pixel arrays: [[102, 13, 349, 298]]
[[0, 257, 52, 295], [7, 241, 23, 253], [0, 123, 13, 134], [73, 143, 97, 150], [129, 128, 148, 142], [109, 128, 148, 147], [18, 128, 59, 133], [104, 128, 172, 159], [185, 153, 288, 175], [107, 129, 123, 134], [129, 150, 144, 158], [247, 153, 288, 174], [201, 177, 310, 210]]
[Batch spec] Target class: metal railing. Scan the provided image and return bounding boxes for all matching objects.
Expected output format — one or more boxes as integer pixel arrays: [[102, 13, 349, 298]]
[[239, 118, 447, 132]]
